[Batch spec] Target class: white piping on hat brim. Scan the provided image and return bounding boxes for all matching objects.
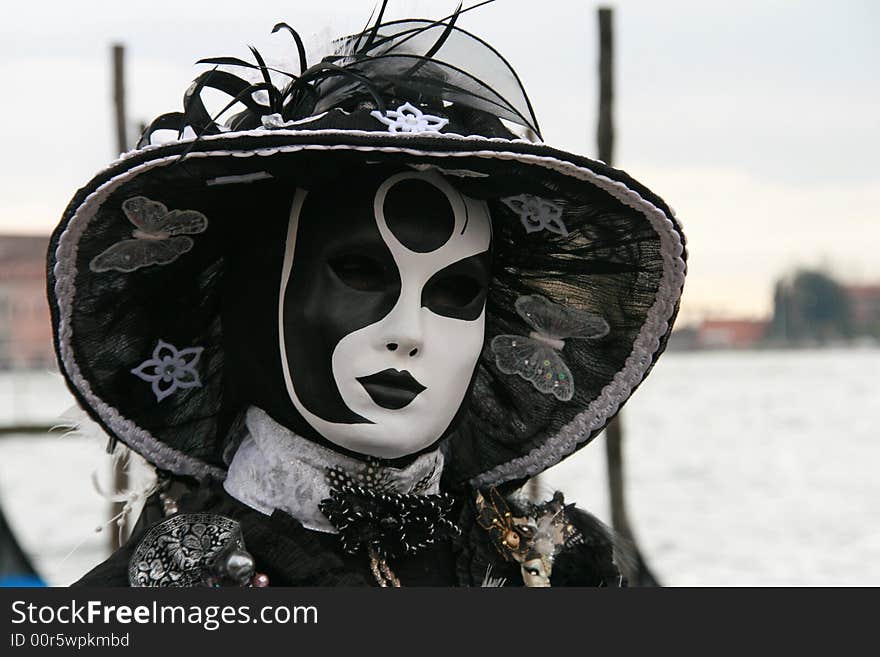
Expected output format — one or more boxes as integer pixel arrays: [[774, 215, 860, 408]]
[[124, 125, 542, 161], [53, 132, 685, 485]]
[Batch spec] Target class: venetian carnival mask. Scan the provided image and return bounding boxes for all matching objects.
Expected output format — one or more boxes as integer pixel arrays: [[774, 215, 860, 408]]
[[276, 169, 492, 459], [520, 557, 552, 587]]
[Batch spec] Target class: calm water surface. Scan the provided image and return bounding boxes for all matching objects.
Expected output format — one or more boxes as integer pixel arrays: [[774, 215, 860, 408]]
[[1, 349, 878, 585]]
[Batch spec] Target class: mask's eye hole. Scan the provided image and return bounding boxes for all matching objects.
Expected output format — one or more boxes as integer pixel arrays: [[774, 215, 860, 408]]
[[328, 254, 387, 292], [424, 274, 482, 310], [421, 253, 490, 321]]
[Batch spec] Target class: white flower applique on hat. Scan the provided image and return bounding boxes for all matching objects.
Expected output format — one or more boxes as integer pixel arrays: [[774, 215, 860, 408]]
[[370, 102, 449, 134], [501, 194, 568, 236], [131, 340, 205, 402], [491, 295, 609, 401], [89, 196, 208, 273]]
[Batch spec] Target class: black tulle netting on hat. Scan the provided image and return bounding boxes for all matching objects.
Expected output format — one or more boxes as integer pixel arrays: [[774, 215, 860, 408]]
[[47, 5, 686, 491]]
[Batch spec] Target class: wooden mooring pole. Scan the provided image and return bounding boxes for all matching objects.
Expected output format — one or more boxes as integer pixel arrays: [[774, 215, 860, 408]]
[[113, 45, 127, 156], [598, 7, 659, 586], [110, 43, 129, 551]]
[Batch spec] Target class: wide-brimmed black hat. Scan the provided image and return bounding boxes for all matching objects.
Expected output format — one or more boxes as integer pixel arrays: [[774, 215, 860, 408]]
[[47, 9, 686, 490]]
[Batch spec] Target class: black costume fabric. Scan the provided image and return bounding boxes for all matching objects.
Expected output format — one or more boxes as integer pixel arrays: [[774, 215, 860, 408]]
[[73, 486, 622, 588]]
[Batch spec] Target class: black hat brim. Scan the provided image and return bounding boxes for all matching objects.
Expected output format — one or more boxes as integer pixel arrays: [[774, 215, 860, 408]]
[[48, 126, 686, 486]]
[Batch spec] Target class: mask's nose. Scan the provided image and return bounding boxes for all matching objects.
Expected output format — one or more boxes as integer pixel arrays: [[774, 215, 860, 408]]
[[382, 294, 424, 358], [385, 341, 419, 357]]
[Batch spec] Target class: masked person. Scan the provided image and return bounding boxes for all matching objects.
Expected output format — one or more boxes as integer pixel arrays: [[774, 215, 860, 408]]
[[49, 8, 686, 587]]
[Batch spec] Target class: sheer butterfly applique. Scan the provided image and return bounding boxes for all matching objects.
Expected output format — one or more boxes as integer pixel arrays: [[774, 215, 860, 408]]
[[89, 196, 208, 273], [491, 295, 609, 401]]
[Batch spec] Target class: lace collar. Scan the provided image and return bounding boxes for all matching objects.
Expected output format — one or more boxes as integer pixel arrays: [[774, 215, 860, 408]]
[[223, 407, 444, 533]]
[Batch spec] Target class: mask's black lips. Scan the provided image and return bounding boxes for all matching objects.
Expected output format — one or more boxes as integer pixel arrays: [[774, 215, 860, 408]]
[[357, 369, 426, 410]]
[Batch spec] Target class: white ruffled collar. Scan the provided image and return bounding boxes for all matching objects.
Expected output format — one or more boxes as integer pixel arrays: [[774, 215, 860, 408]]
[[223, 407, 444, 533]]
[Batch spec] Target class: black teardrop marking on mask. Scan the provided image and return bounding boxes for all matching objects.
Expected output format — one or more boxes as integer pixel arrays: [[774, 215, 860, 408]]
[[283, 175, 403, 426], [383, 178, 454, 253]]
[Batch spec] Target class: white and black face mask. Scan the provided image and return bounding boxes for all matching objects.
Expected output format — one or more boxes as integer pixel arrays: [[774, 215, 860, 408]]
[[277, 169, 492, 459]]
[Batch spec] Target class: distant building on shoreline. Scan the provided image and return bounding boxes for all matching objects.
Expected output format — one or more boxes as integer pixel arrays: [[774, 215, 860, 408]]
[[668, 319, 770, 350], [670, 270, 880, 351], [0, 235, 54, 371], [770, 270, 880, 343], [696, 319, 769, 349], [845, 284, 880, 336]]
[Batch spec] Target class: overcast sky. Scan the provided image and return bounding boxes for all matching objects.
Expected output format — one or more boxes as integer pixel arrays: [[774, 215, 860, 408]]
[[1, 0, 877, 321]]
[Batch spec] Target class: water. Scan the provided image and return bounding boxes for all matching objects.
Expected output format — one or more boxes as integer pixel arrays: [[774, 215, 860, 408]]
[[544, 347, 880, 585], [1, 349, 878, 586]]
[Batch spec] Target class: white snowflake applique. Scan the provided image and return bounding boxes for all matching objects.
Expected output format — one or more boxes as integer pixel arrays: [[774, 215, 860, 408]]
[[370, 102, 449, 134], [501, 194, 568, 236], [131, 340, 204, 402]]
